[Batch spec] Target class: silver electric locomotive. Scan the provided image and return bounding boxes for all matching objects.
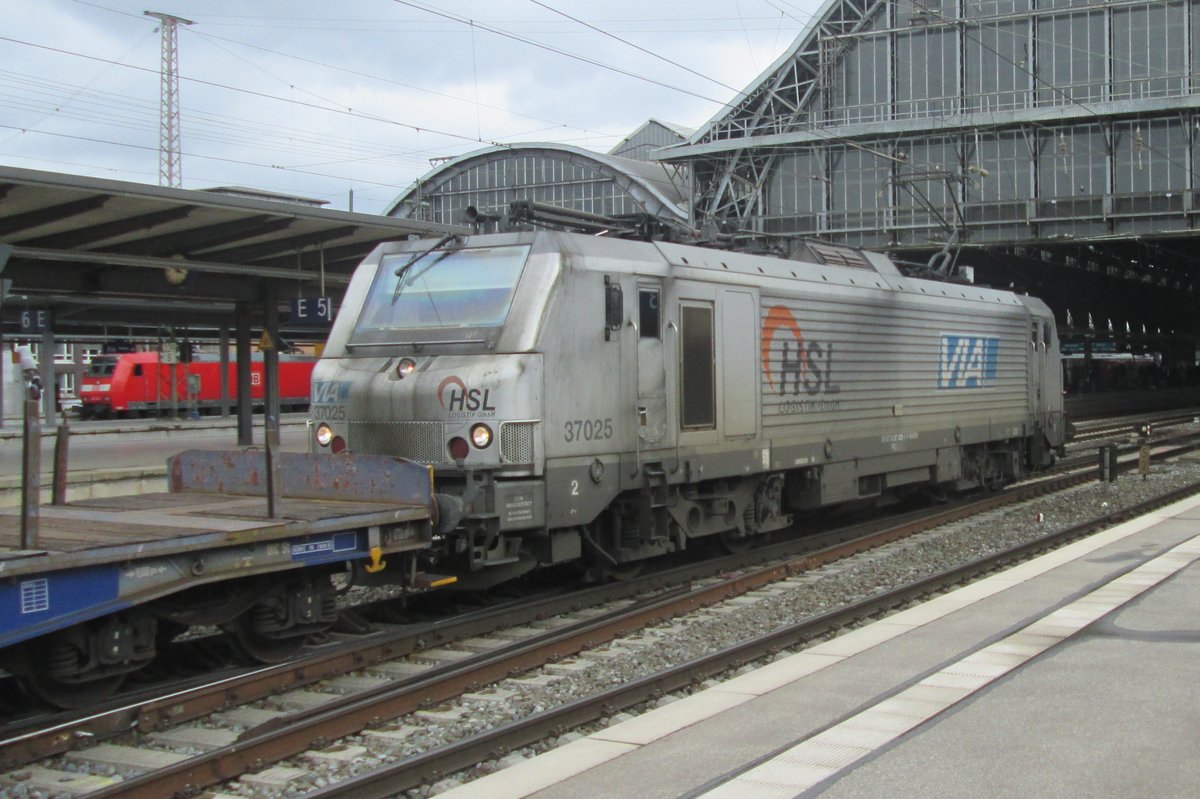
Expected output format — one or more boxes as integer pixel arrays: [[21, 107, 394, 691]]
[[311, 231, 1065, 587]]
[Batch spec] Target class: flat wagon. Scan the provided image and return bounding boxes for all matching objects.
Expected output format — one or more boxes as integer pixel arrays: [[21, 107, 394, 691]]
[[0, 450, 434, 707]]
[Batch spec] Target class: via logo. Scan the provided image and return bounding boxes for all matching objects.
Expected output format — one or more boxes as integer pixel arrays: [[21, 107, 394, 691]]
[[938, 334, 999, 389]]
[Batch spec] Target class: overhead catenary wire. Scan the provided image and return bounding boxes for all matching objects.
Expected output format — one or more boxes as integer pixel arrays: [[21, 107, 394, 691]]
[[9, 1, 774, 196], [0, 123, 423, 194], [7, 2, 798, 208], [183, 28, 626, 144], [71, 0, 637, 148], [0, 35, 524, 152], [0, 70, 450, 173], [526, 0, 743, 94], [391, 0, 732, 106]]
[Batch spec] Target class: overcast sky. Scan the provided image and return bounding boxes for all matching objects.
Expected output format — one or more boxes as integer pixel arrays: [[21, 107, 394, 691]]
[[0, 0, 823, 215]]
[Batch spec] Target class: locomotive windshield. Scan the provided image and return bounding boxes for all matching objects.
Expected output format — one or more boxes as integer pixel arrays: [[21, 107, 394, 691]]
[[85, 357, 118, 377], [353, 244, 530, 338]]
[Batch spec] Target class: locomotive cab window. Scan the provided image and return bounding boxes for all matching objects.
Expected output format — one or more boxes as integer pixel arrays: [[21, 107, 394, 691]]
[[680, 303, 716, 429], [86, 359, 117, 377], [352, 244, 531, 343], [639, 288, 660, 339], [133, 364, 143, 377]]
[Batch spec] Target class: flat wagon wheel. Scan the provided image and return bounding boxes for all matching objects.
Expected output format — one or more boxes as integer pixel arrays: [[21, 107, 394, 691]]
[[226, 610, 309, 663], [17, 615, 154, 709], [24, 669, 127, 711], [224, 580, 337, 663]]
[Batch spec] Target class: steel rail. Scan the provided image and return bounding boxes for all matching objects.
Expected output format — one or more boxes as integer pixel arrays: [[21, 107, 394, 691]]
[[1066, 411, 1200, 451], [1055, 432, 1200, 473], [0, 585, 677, 768]]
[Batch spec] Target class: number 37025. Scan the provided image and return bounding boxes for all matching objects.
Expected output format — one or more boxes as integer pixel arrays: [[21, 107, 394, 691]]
[[563, 418, 613, 442]]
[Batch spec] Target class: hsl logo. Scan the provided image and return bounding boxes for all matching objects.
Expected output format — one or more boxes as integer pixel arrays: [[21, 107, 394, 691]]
[[437, 375, 496, 413], [760, 305, 840, 397], [938, 334, 999, 389]]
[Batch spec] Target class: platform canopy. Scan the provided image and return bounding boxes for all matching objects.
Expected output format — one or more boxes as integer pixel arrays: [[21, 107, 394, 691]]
[[0, 165, 464, 332]]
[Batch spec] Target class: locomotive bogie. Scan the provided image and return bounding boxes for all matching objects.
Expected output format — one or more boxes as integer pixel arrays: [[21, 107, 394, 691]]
[[313, 231, 1065, 581]]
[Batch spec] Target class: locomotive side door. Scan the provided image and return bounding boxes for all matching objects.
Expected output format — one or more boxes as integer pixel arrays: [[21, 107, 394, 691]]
[[1030, 318, 1042, 410], [1035, 314, 1064, 445], [720, 289, 758, 438], [636, 280, 669, 449]]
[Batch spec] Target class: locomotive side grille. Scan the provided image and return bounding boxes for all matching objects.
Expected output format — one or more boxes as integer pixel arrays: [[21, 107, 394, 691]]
[[348, 421, 444, 462], [500, 421, 536, 464]]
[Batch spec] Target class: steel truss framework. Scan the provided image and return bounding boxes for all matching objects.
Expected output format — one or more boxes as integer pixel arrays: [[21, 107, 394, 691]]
[[683, 0, 885, 225], [666, 0, 1200, 324]]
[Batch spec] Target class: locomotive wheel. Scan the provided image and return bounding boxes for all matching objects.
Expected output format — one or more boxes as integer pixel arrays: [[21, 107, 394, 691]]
[[23, 670, 126, 710], [719, 528, 753, 554], [597, 559, 644, 581]]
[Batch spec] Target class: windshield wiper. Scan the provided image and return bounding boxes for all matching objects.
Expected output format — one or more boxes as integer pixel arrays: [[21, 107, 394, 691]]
[[392, 234, 460, 304]]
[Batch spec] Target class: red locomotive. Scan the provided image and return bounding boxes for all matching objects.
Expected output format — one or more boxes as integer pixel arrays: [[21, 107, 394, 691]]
[[78, 351, 315, 419]]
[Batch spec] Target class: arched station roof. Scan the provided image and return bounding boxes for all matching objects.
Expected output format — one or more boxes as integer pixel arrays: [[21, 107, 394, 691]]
[[385, 142, 690, 229]]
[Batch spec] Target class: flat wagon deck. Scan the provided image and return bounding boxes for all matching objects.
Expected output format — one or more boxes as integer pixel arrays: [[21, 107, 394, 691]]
[[0, 450, 434, 706]]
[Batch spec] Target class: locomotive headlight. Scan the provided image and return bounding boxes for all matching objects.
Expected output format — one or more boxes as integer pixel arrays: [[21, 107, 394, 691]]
[[470, 423, 493, 449], [396, 357, 417, 378], [316, 423, 334, 447]]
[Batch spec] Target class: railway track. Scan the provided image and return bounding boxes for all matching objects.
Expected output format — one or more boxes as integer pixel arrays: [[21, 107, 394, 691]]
[[1056, 409, 1200, 474], [3, 431, 1199, 798], [0, 496, 1014, 769], [1067, 407, 1200, 445], [310, 483, 1200, 799]]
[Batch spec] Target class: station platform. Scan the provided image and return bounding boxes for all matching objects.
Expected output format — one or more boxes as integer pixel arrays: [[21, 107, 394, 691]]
[[0, 414, 311, 507], [0, 410, 311, 443], [442, 493, 1200, 798]]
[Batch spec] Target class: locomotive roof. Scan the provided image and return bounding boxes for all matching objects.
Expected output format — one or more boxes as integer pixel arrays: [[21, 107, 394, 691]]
[[651, 238, 902, 280], [535, 231, 1011, 299], [374, 230, 1031, 311]]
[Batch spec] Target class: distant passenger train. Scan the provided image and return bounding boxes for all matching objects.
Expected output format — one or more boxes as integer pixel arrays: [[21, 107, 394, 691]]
[[79, 351, 315, 418], [310, 231, 1066, 587]]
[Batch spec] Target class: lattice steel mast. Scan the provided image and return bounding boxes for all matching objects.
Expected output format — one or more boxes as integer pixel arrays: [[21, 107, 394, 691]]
[[145, 11, 193, 188]]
